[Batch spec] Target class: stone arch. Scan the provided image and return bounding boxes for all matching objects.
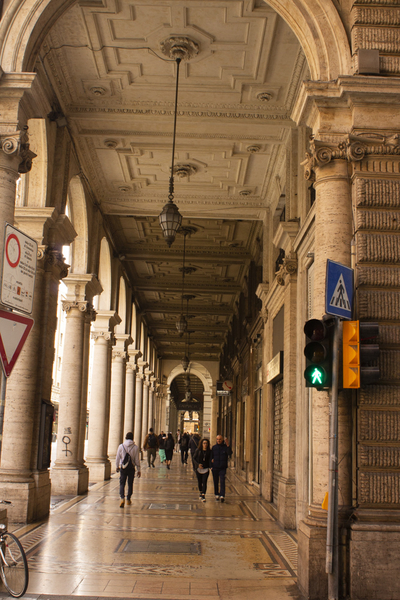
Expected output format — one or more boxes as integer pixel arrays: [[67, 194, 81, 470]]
[[167, 362, 214, 439], [97, 237, 112, 310], [0, 0, 350, 83], [67, 176, 88, 274]]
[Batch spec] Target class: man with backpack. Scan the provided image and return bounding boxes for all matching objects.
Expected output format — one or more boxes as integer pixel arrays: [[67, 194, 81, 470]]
[[143, 427, 159, 468], [115, 432, 141, 508]]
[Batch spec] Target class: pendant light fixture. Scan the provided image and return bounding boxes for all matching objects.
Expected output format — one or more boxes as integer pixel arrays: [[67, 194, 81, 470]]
[[158, 57, 182, 247], [158, 37, 199, 246]]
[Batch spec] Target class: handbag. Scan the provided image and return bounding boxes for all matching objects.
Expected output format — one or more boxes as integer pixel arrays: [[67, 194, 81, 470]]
[[197, 467, 209, 474]]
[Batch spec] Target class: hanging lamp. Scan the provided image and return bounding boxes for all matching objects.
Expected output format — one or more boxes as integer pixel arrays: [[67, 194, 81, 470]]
[[159, 57, 183, 247]]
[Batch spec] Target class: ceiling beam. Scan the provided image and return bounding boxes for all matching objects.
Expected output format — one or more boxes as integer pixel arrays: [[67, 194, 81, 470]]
[[143, 303, 233, 315], [132, 279, 240, 294]]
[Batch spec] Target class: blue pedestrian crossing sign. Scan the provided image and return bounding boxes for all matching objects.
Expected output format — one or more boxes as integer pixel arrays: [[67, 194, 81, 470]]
[[325, 260, 353, 320]]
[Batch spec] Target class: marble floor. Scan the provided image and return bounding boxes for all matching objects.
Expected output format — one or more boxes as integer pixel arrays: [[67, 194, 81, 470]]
[[4, 457, 303, 600]]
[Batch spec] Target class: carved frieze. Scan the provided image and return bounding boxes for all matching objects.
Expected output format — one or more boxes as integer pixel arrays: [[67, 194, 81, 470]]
[[357, 266, 400, 287], [359, 445, 400, 468]]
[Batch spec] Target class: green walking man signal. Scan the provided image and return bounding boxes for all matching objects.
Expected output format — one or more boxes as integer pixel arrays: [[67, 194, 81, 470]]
[[303, 317, 334, 389]]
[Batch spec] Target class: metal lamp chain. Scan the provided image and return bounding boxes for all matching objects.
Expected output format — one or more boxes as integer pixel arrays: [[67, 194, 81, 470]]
[[168, 57, 182, 201]]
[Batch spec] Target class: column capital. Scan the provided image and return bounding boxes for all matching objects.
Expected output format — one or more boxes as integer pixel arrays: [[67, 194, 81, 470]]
[[62, 273, 102, 305], [14, 208, 76, 248], [0, 127, 36, 173], [62, 300, 90, 313]]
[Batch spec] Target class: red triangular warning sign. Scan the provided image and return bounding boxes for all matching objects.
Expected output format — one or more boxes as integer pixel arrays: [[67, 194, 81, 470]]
[[0, 309, 34, 377]]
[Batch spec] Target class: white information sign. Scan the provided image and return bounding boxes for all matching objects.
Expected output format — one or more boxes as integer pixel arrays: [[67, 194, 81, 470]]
[[1, 224, 37, 314]]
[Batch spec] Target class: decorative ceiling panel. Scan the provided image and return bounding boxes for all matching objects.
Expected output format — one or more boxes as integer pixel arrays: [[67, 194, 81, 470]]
[[38, 0, 307, 360]]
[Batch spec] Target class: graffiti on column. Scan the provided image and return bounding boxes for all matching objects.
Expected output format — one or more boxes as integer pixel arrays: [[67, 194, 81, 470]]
[[62, 434, 72, 456]]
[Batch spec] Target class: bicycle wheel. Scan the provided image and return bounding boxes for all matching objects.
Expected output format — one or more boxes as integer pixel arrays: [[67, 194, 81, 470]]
[[0, 532, 29, 597]]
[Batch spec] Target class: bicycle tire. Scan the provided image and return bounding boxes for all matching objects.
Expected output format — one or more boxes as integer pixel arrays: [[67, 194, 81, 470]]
[[0, 532, 29, 597]]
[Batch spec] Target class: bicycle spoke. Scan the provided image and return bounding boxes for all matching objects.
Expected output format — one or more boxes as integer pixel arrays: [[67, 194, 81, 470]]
[[0, 533, 29, 597]]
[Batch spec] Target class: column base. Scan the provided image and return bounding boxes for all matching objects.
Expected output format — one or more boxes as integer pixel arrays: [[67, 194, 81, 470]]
[[86, 459, 111, 482], [51, 465, 89, 495], [350, 512, 400, 600], [0, 471, 51, 523], [277, 476, 296, 529], [297, 517, 328, 600]]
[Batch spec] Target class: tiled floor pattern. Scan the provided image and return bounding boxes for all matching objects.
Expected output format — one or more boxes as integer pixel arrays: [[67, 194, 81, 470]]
[[9, 457, 302, 600]]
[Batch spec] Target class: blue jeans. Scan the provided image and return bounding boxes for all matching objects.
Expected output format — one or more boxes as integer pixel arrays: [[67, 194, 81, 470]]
[[212, 468, 226, 497], [119, 468, 135, 499]]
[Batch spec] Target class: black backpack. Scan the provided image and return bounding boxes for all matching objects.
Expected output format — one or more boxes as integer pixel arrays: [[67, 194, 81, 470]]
[[148, 433, 156, 448], [121, 445, 133, 470]]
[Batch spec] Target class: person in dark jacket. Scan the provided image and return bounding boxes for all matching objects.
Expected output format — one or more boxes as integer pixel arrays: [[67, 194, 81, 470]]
[[189, 433, 201, 471], [211, 434, 232, 503], [192, 438, 212, 502], [179, 431, 190, 464], [165, 432, 174, 469]]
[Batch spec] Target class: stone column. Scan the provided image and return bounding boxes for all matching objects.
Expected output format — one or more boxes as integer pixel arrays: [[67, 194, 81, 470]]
[[86, 311, 119, 482], [0, 209, 75, 523], [148, 377, 156, 431], [298, 140, 353, 600], [52, 301, 89, 494], [51, 274, 100, 495], [108, 334, 131, 463], [134, 371, 144, 449], [141, 376, 150, 445], [124, 350, 141, 433]]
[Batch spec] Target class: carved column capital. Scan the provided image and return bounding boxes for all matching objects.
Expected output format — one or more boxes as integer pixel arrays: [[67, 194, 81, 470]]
[[0, 127, 37, 174], [91, 330, 113, 343], [275, 254, 298, 286], [303, 132, 400, 180], [62, 300, 89, 313]]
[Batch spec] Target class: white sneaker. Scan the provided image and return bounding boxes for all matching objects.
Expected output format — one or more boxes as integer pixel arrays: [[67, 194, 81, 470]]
[[220, 496, 225, 503], [199, 495, 202, 500], [215, 495, 220, 501], [202, 497, 206, 503]]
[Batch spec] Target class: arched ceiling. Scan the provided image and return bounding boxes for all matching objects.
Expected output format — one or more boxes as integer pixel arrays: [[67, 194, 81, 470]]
[[35, 0, 308, 361]]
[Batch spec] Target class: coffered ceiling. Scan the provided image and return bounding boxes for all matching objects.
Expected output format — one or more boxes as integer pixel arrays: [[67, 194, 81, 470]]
[[38, 0, 307, 361]]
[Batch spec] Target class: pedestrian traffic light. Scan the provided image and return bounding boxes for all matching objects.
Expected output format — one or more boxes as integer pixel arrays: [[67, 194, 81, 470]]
[[342, 321, 380, 388], [304, 318, 333, 389]]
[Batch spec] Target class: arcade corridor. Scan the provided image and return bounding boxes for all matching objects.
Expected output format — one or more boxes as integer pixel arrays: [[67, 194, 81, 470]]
[[12, 459, 299, 600]]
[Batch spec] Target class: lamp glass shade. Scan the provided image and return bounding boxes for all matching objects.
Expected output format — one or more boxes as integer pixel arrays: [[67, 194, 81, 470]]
[[159, 200, 182, 247], [181, 355, 190, 371], [176, 314, 187, 335]]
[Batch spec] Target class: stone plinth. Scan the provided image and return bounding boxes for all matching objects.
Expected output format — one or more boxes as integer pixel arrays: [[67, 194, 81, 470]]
[[51, 466, 89, 496], [297, 518, 328, 600]]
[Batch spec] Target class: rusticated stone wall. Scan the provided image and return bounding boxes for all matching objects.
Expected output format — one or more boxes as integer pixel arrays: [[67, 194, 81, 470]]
[[354, 174, 400, 508], [352, 1, 400, 75]]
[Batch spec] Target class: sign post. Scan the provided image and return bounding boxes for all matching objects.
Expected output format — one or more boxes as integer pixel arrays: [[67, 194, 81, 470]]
[[1, 223, 37, 315]]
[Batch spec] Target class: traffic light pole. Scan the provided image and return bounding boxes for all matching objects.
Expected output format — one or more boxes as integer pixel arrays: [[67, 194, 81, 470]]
[[326, 316, 340, 600]]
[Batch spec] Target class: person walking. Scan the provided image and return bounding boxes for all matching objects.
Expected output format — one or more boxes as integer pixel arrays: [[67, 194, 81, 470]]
[[165, 432, 174, 469], [179, 431, 190, 465], [159, 432, 167, 465], [193, 438, 212, 502], [115, 432, 141, 508], [189, 432, 201, 471], [211, 434, 232, 503], [143, 427, 159, 468]]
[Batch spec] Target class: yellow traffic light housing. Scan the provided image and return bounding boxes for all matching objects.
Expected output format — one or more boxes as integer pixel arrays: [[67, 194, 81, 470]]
[[343, 320, 360, 389]]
